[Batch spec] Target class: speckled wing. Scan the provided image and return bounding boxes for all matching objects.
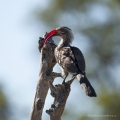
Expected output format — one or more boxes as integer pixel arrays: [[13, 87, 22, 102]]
[[71, 46, 85, 72], [55, 47, 78, 74]]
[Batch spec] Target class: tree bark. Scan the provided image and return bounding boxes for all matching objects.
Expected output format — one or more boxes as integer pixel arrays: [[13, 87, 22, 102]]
[[30, 37, 61, 120], [46, 76, 75, 120], [30, 37, 75, 120]]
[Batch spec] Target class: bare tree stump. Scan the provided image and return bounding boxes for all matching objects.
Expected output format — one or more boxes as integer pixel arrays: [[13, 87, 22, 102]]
[[30, 36, 76, 120], [46, 76, 76, 120], [30, 37, 61, 120]]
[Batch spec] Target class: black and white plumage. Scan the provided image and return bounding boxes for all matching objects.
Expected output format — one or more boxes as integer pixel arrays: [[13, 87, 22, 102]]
[[44, 26, 97, 97]]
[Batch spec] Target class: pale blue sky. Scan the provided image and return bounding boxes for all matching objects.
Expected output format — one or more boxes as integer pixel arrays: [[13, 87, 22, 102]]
[[0, 0, 48, 119]]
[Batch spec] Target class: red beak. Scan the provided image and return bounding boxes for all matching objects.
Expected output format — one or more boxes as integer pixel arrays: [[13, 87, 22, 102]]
[[43, 29, 57, 45]]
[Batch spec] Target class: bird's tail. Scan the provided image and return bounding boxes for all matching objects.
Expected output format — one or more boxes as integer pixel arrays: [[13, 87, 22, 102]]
[[77, 74, 97, 97]]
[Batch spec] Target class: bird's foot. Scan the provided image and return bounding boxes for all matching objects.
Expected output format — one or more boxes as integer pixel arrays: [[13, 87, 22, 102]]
[[62, 76, 67, 84], [62, 80, 65, 84]]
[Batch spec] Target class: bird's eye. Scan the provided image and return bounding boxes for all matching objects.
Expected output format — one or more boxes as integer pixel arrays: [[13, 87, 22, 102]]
[[61, 30, 66, 35], [61, 32, 65, 34]]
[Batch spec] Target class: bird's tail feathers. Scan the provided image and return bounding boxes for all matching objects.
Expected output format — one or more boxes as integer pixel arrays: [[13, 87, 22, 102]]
[[77, 74, 97, 97]]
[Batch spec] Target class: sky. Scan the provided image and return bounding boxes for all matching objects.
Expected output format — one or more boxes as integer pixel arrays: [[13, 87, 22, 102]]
[[0, 0, 105, 120], [0, 0, 48, 119]]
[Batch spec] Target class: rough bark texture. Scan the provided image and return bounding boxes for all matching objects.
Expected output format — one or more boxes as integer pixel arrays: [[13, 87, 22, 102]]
[[30, 37, 75, 120], [30, 37, 61, 120], [46, 76, 76, 120]]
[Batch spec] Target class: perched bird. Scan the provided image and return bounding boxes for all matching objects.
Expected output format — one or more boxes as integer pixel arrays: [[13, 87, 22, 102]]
[[43, 26, 97, 97]]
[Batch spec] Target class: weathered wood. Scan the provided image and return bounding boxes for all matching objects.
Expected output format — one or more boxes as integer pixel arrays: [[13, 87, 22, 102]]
[[30, 36, 76, 120], [46, 76, 76, 120], [30, 37, 61, 120]]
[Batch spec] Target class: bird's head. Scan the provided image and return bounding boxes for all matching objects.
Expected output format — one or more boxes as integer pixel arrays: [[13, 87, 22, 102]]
[[43, 26, 74, 45]]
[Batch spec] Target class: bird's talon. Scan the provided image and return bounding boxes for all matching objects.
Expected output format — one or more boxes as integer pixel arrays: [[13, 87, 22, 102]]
[[62, 81, 65, 84]]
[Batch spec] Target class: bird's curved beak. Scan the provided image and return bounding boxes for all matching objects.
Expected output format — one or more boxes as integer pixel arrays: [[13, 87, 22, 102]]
[[43, 29, 57, 45]]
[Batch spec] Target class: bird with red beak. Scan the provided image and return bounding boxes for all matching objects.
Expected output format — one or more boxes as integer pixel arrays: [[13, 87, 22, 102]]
[[43, 26, 97, 97]]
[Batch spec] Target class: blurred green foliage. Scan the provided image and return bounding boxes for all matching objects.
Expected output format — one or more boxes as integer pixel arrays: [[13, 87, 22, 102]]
[[34, 0, 120, 119], [0, 86, 9, 120], [98, 90, 120, 120]]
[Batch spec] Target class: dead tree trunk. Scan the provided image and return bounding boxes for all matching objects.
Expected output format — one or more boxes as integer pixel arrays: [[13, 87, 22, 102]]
[[30, 37, 61, 120], [30, 37, 75, 120]]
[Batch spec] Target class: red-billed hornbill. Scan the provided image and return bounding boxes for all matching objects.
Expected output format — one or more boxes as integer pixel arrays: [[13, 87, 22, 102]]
[[43, 26, 97, 97]]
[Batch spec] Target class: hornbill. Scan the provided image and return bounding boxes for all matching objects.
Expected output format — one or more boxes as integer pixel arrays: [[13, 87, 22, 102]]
[[43, 26, 97, 97]]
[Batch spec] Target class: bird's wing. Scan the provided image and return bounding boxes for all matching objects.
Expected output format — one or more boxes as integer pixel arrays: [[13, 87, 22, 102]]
[[70, 46, 85, 72]]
